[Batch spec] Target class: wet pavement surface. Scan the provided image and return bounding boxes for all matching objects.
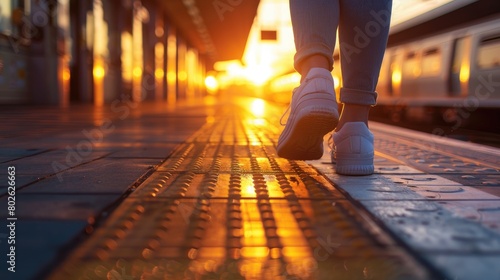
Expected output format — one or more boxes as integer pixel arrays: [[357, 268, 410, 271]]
[[0, 96, 499, 280]]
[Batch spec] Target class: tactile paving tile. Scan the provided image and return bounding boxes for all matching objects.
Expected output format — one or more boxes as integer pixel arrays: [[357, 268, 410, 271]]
[[51, 197, 430, 280], [312, 121, 500, 280], [49, 109, 434, 280], [358, 200, 500, 253], [436, 200, 500, 234], [425, 254, 500, 280], [373, 135, 500, 188]]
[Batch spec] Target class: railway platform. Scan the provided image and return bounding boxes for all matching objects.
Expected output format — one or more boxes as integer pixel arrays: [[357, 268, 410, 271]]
[[0, 94, 499, 280]]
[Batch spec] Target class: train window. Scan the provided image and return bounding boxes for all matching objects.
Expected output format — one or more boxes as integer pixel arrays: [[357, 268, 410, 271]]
[[451, 38, 466, 74], [0, 0, 27, 37], [477, 35, 500, 69], [0, 2, 12, 35], [406, 52, 416, 59], [423, 48, 439, 56], [421, 47, 441, 76], [449, 37, 468, 96], [389, 53, 403, 95], [403, 51, 419, 77]]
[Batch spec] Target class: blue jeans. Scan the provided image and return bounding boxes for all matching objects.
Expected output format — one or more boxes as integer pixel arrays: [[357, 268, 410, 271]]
[[290, 0, 392, 106]]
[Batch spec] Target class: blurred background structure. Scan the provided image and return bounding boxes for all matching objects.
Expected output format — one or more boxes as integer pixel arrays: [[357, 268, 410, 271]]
[[0, 0, 260, 105], [1, 0, 499, 107]]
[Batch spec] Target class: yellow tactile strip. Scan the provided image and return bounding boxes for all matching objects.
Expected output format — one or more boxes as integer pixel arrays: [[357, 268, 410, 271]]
[[49, 107, 435, 280]]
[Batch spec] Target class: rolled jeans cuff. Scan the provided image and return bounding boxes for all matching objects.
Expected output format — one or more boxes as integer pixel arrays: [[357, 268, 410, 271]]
[[340, 87, 377, 106], [294, 42, 334, 73]]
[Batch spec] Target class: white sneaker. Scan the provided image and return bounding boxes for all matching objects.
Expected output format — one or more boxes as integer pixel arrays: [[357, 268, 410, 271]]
[[277, 68, 339, 160], [331, 122, 374, 175]]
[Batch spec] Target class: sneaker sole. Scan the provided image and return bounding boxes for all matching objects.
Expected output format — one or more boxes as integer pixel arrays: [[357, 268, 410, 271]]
[[277, 100, 338, 160], [334, 153, 374, 175], [336, 164, 374, 175]]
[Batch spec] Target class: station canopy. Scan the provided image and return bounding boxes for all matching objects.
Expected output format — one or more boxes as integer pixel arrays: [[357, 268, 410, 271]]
[[156, 0, 261, 62]]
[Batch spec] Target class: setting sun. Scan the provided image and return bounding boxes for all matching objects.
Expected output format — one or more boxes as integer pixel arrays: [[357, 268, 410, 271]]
[[250, 99, 266, 117], [205, 75, 219, 93], [213, 0, 295, 88]]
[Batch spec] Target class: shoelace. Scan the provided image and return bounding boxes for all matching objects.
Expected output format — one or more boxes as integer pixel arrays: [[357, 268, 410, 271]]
[[279, 106, 290, 126], [279, 87, 298, 126], [327, 133, 337, 163], [327, 133, 335, 153]]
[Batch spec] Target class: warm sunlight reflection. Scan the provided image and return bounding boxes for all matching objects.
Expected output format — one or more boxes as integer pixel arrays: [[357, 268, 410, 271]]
[[167, 71, 176, 83], [241, 175, 256, 197], [205, 75, 219, 94], [250, 99, 266, 117], [245, 65, 274, 86], [213, 0, 295, 89], [264, 174, 285, 198], [227, 62, 244, 77], [93, 59, 105, 106], [391, 0, 459, 28], [93, 64, 105, 79], [391, 69, 402, 93], [269, 72, 300, 93], [154, 68, 164, 79], [206, 116, 215, 124], [240, 247, 269, 259], [62, 68, 71, 81], [178, 71, 187, 82], [249, 118, 266, 126], [244, 184, 255, 196], [392, 70, 402, 84], [242, 0, 295, 80], [121, 32, 133, 83], [332, 75, 340, 92], [459, 63, 470, 83], [241, 199, 267, 259], [210, 0, 461, 94], [133, 67, 142, 78], [245, 126, 261, 146]]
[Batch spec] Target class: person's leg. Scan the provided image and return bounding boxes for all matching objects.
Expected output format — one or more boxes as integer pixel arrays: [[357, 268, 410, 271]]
[[277, 0, 340, 160], [290, 0, 339, 76], [332, 0, 392, 175], [337, 0, 392, 131], [299, 55, 330, 82]]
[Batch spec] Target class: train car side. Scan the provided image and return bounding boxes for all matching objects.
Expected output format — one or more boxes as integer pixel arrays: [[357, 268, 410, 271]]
[[377, 16, 500, 108]]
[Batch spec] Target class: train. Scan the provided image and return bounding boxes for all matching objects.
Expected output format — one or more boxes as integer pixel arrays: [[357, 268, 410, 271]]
[[265, 11, 500, 130]]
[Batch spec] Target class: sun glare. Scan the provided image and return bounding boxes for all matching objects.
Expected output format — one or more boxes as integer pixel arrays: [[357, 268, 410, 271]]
[[250, 99, 266, 117], [205, 75, 219, 93], [211, 0, 295, 89], [209, 0, 457, 94], [459, 61, 470, 83], [392, 70, 402, 85], [244, 65, 273, 86]]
